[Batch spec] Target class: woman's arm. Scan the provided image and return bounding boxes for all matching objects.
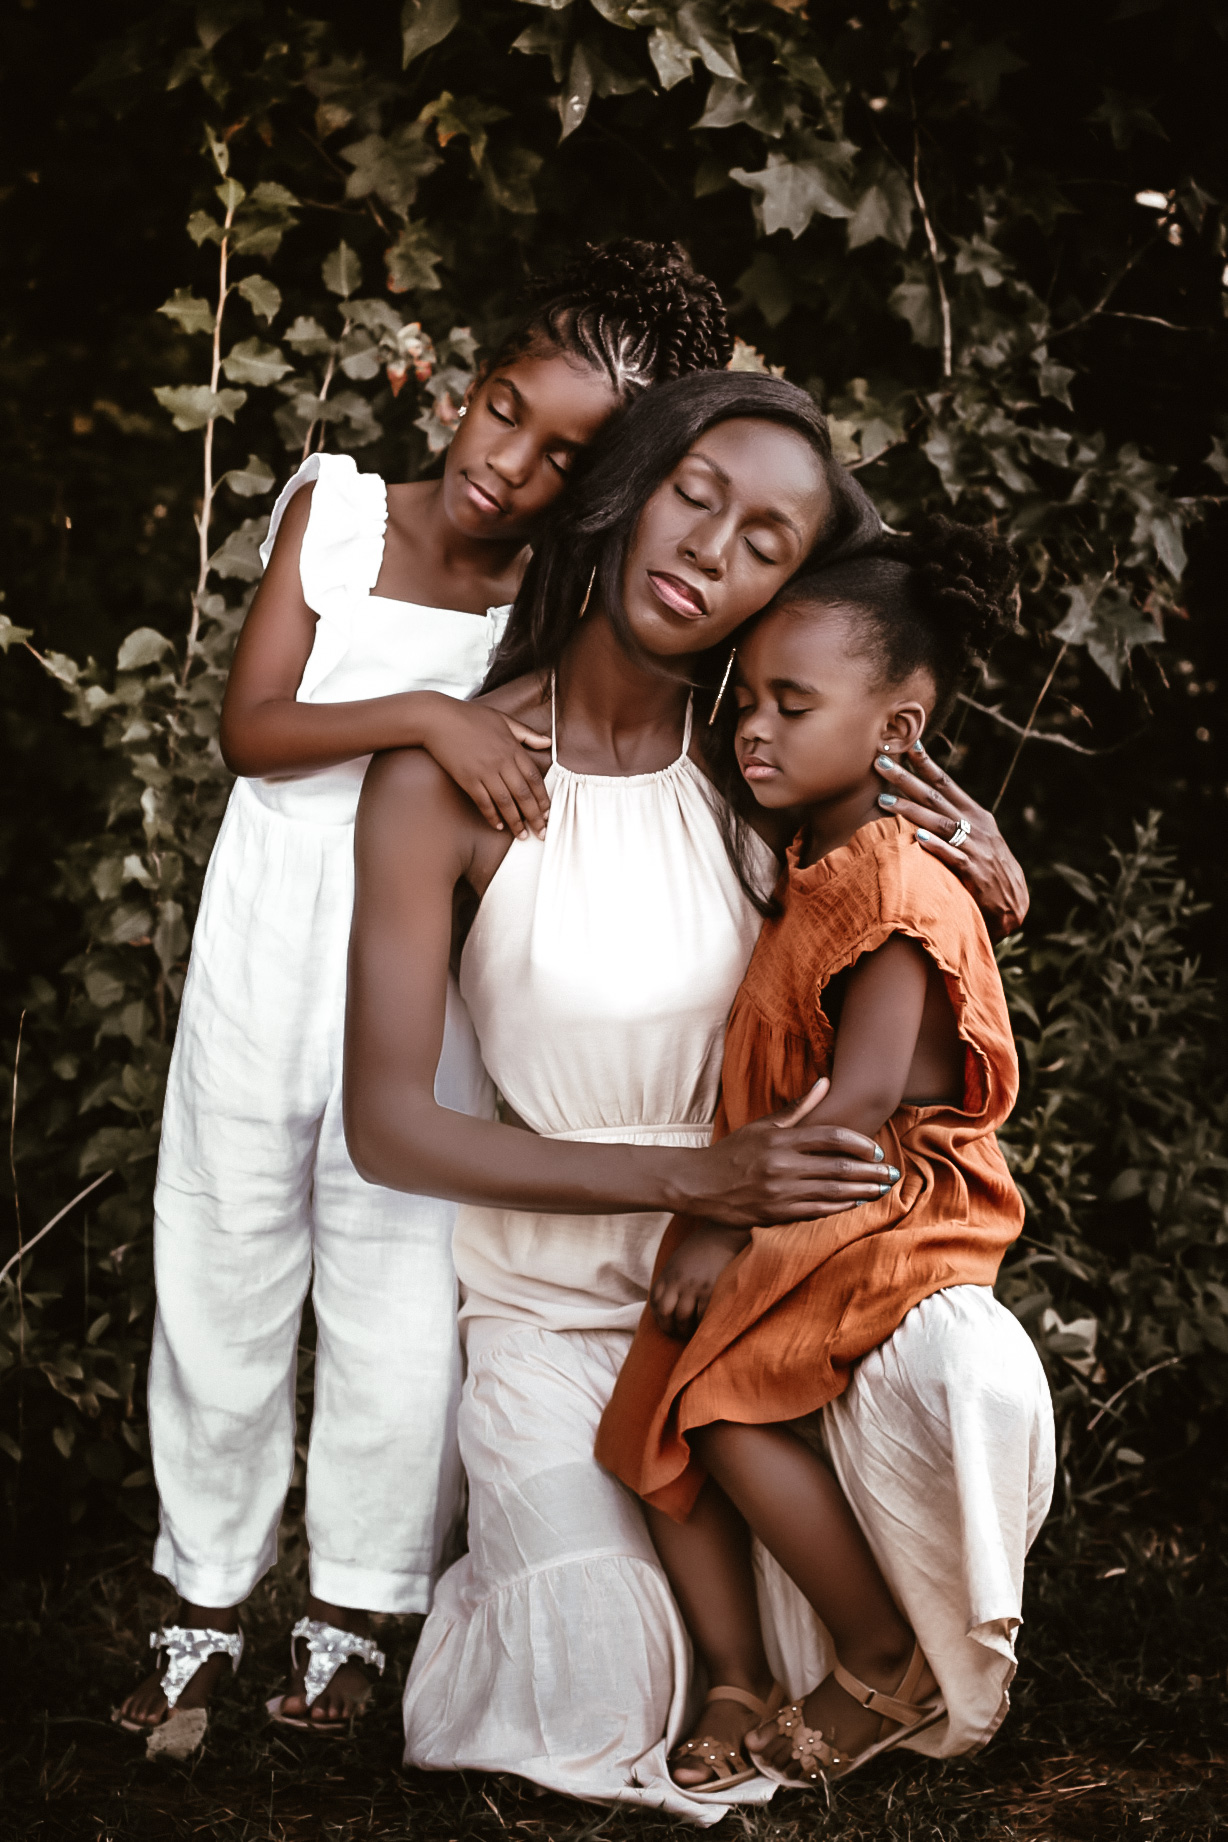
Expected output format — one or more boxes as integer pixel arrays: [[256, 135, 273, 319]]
[[874, 741, 1029, 939], [217, 486, 551, 837], [343, 748, 893, 1225]]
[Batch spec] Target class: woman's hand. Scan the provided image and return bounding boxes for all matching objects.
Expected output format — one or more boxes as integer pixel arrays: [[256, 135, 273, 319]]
[[651, 1223, 750, 1341], [874, 740, 1029, 940], [685, 1081, 899, 1227], [418, 695, 552, 840]]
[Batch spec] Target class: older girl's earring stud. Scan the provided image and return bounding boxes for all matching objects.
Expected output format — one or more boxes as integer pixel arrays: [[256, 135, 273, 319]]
[[577, 566, 596, 620], [708, 647, 736, 725], [457, 404, 467, 419]]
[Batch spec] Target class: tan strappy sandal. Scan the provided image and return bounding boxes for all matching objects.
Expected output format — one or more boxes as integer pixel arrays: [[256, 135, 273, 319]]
[[669, 1680, 786, 1797], [749, 1642, 945, 1789]]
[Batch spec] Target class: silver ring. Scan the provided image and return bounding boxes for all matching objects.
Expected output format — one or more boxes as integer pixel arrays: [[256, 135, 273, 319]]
[[948, 818, 971, 848]]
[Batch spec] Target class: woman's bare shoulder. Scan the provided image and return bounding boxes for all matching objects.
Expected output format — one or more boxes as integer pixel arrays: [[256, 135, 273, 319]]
[[475, 670, 551, 727]]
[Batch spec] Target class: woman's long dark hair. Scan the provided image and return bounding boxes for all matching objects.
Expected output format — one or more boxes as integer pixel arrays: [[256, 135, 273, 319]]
[[482, 370, 881, 697]]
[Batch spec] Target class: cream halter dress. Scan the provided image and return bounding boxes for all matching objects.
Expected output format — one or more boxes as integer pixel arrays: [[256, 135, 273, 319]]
[[401, 683, 1055, 1819]]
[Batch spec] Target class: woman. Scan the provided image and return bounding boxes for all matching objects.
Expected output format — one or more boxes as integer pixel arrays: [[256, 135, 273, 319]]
[[344, 373, 1047, 1817]]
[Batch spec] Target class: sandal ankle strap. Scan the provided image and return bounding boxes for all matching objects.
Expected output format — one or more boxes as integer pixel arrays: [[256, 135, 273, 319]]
[[832, 1646, 934, 1730], [151, 1624, 244, 1710], [290, 1617, 386, 1709]]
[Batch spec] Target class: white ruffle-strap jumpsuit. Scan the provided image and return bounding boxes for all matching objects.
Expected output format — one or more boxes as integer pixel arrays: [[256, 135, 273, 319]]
[[401, 686, 1055, 1822], [148, 454, 502, 1614]]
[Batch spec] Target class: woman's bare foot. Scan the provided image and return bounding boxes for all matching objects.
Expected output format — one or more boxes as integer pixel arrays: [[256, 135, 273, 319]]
[[276, 1596, 378, 1726], [747, 1642, 939, 1781], [670, 1673, 778, 1788], [114, 1602, 241, 1729]]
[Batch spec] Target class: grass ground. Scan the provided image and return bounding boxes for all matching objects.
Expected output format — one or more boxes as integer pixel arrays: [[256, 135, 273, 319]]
[[1, 1508, 1224, 1842]]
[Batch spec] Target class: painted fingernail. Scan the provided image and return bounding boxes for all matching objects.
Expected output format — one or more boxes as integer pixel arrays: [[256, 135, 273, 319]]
[[856, 1200, 866, 1208], [878, 1184, 891, 1196], [878, 792, 898, 809], [876, 755, 895, 773], [916, 828, 934, 842], [873, 1144, 884, 1163], [911, 741, 927, 756], [887, 1166, 901, 1181]]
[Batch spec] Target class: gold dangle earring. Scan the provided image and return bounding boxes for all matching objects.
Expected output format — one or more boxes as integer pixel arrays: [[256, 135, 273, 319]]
[[577, 565, 596, 619], [708, 647, 736, 725]]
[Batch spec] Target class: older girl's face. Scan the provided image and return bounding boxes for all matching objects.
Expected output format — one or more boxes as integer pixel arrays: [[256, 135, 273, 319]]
[[442, 350, 621, 546], [618, 418, 832, 660]]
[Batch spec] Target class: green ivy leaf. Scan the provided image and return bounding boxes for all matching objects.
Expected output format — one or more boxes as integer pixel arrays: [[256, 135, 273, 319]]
[[1035, 349, 1076, 408], [186, 210, 224, 247], [889, 272, 943, 348], [947, 40, 1027, 108], [1054, 580, 1163, 687], [221, 454, 276, 497], [675, 1, 742, 80], [847, 166, 913, 248], [220, 338, 292, 387], [730, 145, 854, 237], [236, 275, 282, 323], [284, 315, 334, 355], [385, 219, 444, 292], [342, 125, 440, 215], [512, 16, 569, 83], [116, 629, 173, 671], [152, 384, 247, 430], [208, 517, 270, 582], [157, 288, 215, 335], [481, 145, 543, 216], [0, 614, 34, 653], [559, 43, 595, 139], [323, 240, 363, 299], [695, 76, 786, 137], [647, 27, 696, 90], [402, 0, 460, 68]]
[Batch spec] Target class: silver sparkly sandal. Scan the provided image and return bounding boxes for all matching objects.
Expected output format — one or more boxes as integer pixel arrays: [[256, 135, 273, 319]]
[[265, 1617, 386, 1732], [113, 1624, 244, 1757]]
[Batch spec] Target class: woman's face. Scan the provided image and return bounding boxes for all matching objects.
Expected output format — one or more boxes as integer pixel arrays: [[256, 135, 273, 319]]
[[441, 349, 621, 545], [618, 419, 832, 660]]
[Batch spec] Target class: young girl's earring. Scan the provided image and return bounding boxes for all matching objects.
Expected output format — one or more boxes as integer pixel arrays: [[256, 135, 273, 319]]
[[457, 404, 467, 419], [577, 566, 596, 620], [708, 648, 736, 726]]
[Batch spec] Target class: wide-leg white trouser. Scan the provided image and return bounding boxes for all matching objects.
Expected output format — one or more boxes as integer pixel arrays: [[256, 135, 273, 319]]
[[148, 779, 491, 1613], [402, 1285, 1054, 1822]]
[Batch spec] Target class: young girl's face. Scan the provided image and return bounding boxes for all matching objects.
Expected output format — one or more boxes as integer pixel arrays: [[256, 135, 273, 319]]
[[441, 350, 621, 545], [733, 600, 930, 811]]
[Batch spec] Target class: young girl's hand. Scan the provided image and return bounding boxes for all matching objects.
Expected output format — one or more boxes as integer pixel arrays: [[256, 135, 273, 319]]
[[419, 696, 552, 839], [651, 1224, 751, 1341]]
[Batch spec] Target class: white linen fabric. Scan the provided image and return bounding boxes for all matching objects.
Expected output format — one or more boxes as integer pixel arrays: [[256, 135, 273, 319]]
[[148, 454, 503, 1613], [402, 687, 1054, 1819]]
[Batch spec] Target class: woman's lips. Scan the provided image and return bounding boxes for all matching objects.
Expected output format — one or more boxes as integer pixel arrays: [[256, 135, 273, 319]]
[[647, 570, 707, 619], [462, 473, 506, 516]]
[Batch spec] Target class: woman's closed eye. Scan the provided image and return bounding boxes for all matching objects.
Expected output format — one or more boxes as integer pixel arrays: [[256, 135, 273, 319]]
[[674, 484, 711, 510]]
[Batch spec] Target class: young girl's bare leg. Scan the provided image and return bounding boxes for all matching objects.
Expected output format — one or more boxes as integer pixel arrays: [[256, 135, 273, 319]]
[[694, 1420, 937, 1773], [116, 1599, 241, 1727], [646, 1482, 776, 1786]]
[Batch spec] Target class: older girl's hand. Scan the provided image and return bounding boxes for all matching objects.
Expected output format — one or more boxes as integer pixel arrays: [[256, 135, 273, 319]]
[[875, 740, 1029, 941]]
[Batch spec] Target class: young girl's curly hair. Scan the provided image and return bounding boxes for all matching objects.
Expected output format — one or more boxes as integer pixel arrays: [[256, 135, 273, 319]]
[[488, 238, 733, 399]]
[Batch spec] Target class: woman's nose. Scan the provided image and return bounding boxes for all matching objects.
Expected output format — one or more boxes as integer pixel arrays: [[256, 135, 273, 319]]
[[488, 431, 534, 488]]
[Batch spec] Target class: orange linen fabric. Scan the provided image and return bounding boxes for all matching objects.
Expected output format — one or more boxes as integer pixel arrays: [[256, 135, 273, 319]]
[[595, 815, 1024, 1521]]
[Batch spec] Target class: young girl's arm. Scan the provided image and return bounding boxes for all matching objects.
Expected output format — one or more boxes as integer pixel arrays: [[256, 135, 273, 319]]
[[218, 486, 552, 839], [343, 748, 892, 1224], [651, 935, 959, 1338]]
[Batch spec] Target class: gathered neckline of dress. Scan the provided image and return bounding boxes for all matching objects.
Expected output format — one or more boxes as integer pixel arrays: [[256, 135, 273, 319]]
[[548, 671, 696, 787], [787, 813, 906, 891]]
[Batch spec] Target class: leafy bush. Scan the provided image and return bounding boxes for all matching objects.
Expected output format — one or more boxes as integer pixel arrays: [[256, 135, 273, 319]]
[[2, 1, 1225, 1556], [997, 818, 1228, 1512]]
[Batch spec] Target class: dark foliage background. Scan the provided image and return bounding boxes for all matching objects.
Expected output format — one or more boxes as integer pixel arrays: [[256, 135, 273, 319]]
[[1, 0, 1225, 1619]]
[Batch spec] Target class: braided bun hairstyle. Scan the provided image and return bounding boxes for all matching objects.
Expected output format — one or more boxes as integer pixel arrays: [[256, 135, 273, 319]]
[[489, 238, 733, 399], [777, 513, 1020, 731]]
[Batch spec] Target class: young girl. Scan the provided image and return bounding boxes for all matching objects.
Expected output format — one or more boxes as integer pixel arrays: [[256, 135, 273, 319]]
[[596, 517, 1055, 1795], [116, 241, 735, 1739]]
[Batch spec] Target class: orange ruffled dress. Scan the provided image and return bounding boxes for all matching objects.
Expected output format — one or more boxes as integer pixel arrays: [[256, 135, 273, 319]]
[[596, 814, 1025, 1521]]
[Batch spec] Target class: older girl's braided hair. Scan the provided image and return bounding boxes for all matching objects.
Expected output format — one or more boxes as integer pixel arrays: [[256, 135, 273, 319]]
[[489, 238, 733, 399]]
